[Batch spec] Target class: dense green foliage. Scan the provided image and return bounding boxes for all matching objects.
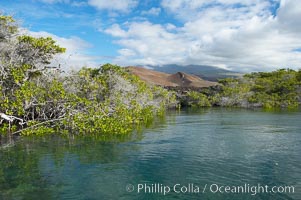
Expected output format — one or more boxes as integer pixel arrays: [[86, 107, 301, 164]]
[[186, 69, 301, 109], [0, 15, 177, 136], [185, 91, 212, 107], [0, 62, 177, 135]]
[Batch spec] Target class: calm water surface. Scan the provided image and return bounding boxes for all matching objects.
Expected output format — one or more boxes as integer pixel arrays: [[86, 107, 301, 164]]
[[0, 108, 300, 200]]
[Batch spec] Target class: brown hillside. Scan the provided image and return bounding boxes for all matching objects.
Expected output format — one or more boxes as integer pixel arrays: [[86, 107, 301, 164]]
[[127, 66, 218, 88]]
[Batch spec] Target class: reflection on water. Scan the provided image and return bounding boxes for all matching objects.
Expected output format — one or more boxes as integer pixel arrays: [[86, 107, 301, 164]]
[[0, 108, 300, 200]]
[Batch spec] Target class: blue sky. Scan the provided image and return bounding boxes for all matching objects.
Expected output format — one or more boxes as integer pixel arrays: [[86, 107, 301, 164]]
[[1, 0, 301, 71]]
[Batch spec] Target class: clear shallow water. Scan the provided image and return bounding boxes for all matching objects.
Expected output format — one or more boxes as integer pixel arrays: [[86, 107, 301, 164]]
[[0, 108, 301, 200]]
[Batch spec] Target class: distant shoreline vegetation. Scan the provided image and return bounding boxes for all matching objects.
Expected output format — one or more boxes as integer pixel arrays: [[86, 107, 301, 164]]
[[183, 69, 301, 109], [0, 15, 300, 136]]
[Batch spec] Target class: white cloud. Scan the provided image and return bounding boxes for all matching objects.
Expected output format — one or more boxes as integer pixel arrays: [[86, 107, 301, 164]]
[[162, 0, 272, 21], [71, 1, 87, 7], [104, 0, 301, 71], [105, 21, 188, 66], [141, 7, 161, 16], [104, 24, 127, 37], [118, 48, 136, 57], [277, 0, 301, 33], [87, 0, 138, 12], [27, 31, 98, 70], [161, 0, 207, 13]]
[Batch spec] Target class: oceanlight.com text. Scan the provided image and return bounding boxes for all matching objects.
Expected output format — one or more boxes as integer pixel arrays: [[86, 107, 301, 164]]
[[126, 183, 295, 196]]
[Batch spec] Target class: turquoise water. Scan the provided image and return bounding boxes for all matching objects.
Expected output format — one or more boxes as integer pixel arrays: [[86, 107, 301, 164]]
[[0, 108, 300, 199]]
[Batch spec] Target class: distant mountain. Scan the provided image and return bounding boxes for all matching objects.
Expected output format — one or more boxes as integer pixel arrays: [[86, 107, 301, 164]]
[[127, 66, 218, 88], [142, 64, 242, 81]]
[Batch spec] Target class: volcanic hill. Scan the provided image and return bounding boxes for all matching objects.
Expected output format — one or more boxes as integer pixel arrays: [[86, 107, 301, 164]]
[[127, 66, 218, 88]]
